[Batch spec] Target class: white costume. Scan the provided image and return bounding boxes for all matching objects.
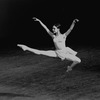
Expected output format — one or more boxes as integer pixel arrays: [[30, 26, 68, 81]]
[[53, 34, 79, 62], [17, 34, 80, 62], [17, 18, 81, 72]]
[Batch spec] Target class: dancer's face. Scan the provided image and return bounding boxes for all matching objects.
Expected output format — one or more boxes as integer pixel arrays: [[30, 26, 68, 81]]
[[52, 26, 60, 34]]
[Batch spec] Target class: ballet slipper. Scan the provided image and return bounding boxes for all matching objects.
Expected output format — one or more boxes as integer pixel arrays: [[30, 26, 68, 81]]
[[17, 44, 28, 51], [66, 66, 72, 72]]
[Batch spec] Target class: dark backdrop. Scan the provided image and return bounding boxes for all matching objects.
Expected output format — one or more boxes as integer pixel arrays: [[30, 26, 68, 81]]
[[0, 0, 99, 50]]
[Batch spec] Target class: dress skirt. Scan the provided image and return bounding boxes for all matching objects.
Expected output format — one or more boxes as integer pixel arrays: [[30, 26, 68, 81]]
[[55, 47, 77, 60]]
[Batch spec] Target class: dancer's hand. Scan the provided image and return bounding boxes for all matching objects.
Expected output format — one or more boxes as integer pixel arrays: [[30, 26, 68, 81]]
[[17, 44, 28, 51], [75, 19, 79, 22], [32, 17, 40, 22], [73, 19, 79, 23]]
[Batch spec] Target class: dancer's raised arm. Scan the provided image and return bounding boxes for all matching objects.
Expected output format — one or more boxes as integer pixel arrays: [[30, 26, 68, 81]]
[[64, 19, 79, 37], [32, 17, 54, 38]]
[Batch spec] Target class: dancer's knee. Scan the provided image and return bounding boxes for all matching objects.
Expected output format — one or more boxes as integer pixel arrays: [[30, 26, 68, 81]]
[[67, 55, 81, 63], [75, 57, 81, 63]]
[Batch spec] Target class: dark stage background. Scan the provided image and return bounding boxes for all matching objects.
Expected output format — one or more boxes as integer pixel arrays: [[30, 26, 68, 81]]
[[0, 1, 100, 100], [0, 0, 99, 50]]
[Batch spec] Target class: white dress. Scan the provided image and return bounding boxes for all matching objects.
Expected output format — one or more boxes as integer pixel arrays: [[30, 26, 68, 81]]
[[53, 34, 77, 60]]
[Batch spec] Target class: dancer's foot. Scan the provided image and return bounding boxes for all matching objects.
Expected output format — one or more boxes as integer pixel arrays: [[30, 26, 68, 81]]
[[66, 66, 72, 72], [17, 44, 28, 51]]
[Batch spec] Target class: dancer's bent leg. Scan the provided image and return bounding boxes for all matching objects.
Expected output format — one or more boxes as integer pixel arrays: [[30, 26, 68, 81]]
[[17, 44, 57, 57], [65, 54, 81, 72]]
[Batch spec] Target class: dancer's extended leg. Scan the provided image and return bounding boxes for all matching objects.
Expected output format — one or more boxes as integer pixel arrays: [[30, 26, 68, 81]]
[[65, 54, 81, 72], [17, 44, 57, 57]]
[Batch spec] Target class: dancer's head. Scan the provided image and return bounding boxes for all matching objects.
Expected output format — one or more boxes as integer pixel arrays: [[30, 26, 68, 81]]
[[52, 24, 61, 35]]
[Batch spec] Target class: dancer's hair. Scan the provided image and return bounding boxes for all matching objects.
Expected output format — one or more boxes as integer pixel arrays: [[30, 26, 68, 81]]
[[53, 23, 61, 28]]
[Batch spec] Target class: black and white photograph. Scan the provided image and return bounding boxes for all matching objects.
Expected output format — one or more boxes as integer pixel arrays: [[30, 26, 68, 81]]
[[0, 0, 100, 100]]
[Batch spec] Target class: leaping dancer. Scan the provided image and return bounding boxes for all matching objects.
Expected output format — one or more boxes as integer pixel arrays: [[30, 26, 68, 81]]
[[17, 17, 81, 72]]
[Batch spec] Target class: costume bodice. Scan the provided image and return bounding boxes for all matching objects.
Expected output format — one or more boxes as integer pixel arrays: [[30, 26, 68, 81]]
[[53, 34, 66, 50]]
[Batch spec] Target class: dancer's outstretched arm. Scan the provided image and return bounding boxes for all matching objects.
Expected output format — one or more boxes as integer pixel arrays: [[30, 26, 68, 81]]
[[64, 19, 79, 37], [32, 17, 54, 38]]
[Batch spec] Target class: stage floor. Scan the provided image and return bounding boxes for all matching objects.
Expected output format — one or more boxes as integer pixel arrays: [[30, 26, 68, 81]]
[[0, 48, 100, 100]]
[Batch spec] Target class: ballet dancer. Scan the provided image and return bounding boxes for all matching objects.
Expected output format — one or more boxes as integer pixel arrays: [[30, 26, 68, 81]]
[[17, 17, 81, 72]]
